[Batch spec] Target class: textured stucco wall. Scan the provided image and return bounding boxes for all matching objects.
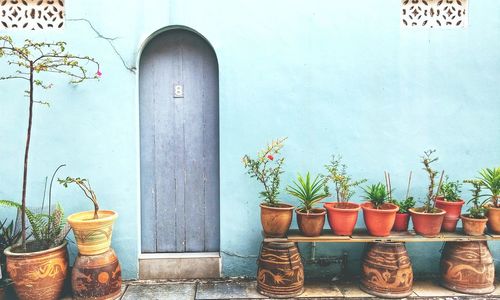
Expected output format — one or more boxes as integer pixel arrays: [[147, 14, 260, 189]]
[[0, 0, 499, 279]]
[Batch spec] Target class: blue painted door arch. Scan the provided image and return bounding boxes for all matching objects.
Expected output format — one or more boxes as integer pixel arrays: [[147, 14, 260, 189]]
[[139, 29, 220, 253]]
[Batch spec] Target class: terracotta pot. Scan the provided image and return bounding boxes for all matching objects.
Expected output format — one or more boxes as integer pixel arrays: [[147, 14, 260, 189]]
[[486, 206, 500, 234], [461, 215, 488, 236], [409, 208, 446, 237], [435, 199, 465, 232], [4, 241, 68, 300], [392, 213, 410, 232], [0, 286, 4, 300], [257, 242, 304, 298], [360, 242, 413, 298], [361, 202, 399, 237], [440, 241, 495, 294], [295, 208, 326, 237], [324, 202, 360, 236], [260, 203, 294, 237], [72, 248, 122, 300], [68, 210, 118, 256]]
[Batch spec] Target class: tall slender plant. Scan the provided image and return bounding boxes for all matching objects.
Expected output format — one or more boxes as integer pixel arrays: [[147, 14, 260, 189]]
[[420, 149, 444, 213], [0, 36, 100, 250], [323, 155, 366, 206]]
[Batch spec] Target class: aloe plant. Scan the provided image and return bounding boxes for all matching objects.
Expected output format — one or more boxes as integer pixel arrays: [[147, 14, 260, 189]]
[[362, 183, 389, 209], [286, 172, 329, 213], [477, 167, 500, 208]]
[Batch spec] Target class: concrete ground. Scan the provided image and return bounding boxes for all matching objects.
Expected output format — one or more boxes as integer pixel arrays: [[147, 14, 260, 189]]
[[113, 278, 499, 300]]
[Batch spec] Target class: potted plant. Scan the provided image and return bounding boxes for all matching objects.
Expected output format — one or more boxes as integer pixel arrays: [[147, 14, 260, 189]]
[[242, 137, 293, 237], [409, 150, 447, 237], [390, 172, 416, 232], [460, 180, 488, 236], [0, 36, 99, 300], [286, 172, 330, 237], [0, 219, 21, 300], [361, 183, 399, 237], [476, 167, 500, 234], [323, 155, 366, 235], [435, 176, 464, 232], [59, 177, 118, 255]]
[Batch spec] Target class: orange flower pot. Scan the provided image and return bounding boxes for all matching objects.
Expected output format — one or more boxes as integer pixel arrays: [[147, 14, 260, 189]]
[[361, 202, 399, 237], [392, 213, 410, 232], [67, 210, 118, 256], [461, 215, 488, 236], [295, 208, 326, 237], [324, 202, 360, 236], [486, 206, 500, 234], [260, 203, 294, 237], [409, 208, 446, 237], [435, 199, 464, 232]]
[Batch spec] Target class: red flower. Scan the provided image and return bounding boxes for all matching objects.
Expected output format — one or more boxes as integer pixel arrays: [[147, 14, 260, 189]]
[[96, 69, 102, 77], [267, 155, 274, 161]]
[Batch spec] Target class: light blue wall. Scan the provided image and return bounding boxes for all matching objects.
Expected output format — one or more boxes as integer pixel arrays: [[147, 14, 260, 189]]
[[1, 0, 499, 279]]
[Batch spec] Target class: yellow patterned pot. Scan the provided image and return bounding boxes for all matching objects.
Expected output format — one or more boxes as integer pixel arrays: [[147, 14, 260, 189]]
[[68, 210, 118, 256], [4, 241, 68, 300]]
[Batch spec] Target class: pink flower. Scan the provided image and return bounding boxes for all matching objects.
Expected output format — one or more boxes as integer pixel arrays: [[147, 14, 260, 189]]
[[96, 69, 102, 77], [267, 155, 274, 161]]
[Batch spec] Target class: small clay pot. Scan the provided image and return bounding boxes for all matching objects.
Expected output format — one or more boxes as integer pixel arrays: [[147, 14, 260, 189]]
[[486, 206, 500, 234], [296, 208, 326, 237], [361, 202, 399, 237], [393, 213, 410, 232], [324, 202, 360, 236], [435, 199, 465, 232], [409, 208, 446, 237], [260, 203, 294, 237], [68, 210, 118, 256], [461, 215, 488, 236]]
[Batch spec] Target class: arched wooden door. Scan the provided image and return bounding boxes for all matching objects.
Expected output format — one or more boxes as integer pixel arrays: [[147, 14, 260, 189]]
[[140, 29, 219, 253]]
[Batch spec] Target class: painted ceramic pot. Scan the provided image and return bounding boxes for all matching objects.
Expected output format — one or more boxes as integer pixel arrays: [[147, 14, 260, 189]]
[[68, 210, 118, 255], [260, 204, 294, 237], [4, 241, 68, 300], [72, 248, 122, 300]]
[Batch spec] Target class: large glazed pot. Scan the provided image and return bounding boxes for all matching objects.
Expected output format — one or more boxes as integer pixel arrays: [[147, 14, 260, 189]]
[[360, 242, 413, 298], [435, 199, 464, 232], [486, 206, 500, 234], [324, 202, 360, 236], [409, 208, 446, 237], [4, 241, 68, 300], [260, 204, 294, 237], [72, 248, 122, 300], [440, 241, 495, 294], [257, 242, 304, 298], [68, 210, 118, 255], [361, 202, 399, 237]]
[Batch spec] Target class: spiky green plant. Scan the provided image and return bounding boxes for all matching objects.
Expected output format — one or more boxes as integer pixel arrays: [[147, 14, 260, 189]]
[[286, 172, 330, 213], [323, 155, 366, 205], [362, 183, 389, 209], [477, 167, 500, 208], [463, 179, 488, 219], [242, 137, 287, 207], [438, 176, 462, 202], [0, 200, 68, 252], [1, 218, 22, 287]]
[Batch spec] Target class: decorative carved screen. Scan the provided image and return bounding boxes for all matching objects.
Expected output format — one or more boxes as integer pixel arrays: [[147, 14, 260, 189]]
[[0, 0, 64, 30], [401, 0, 468, 28]]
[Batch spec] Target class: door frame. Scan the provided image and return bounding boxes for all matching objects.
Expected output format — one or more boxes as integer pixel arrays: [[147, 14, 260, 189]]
[[135, 25, 221, 278]]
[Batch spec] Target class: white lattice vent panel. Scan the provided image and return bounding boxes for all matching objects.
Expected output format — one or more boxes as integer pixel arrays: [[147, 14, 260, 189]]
[[0, 0, 64, 30], [402, 0, 468, 28]]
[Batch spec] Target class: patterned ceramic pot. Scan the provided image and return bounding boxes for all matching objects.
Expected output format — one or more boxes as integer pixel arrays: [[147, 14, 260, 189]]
[[4, 241, 68, 300], [72, 248, 122, 300], [68, 210, 118, 256]]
